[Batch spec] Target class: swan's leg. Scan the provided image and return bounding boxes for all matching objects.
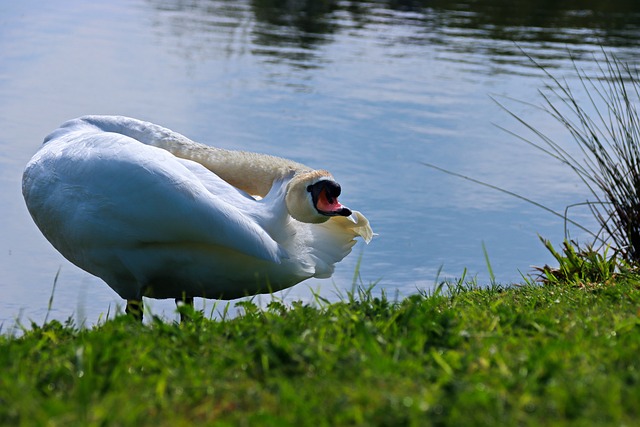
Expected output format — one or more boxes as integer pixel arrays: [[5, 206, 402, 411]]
[[125, 299, 143, 322], [175, 296, 194, 323]]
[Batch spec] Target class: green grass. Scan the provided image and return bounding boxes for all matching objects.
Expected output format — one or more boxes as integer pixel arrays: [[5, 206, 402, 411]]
[[1, 273, 639, 426]]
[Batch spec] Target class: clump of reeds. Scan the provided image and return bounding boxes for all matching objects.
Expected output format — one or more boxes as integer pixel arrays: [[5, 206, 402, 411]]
[[499, 51, 640, 263]]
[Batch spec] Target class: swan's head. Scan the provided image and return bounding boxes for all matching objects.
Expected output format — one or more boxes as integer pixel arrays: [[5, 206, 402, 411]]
[[285, 170, 353, 224]]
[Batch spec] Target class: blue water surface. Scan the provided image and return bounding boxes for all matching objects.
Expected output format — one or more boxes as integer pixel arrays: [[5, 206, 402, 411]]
[[1, 0, 639, 327]]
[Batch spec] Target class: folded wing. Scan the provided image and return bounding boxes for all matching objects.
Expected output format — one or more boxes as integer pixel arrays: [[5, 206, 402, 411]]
[[24, 130, 286, 266]]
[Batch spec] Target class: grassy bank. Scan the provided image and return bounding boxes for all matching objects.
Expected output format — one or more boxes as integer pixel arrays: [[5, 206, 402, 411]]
[[1, 274, 639, 426]]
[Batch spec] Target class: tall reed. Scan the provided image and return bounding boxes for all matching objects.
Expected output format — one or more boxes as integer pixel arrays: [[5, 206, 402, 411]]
[[498, 51, 640, 262]]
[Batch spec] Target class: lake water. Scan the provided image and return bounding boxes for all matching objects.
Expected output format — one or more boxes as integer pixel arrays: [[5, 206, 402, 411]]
[[2, 0, 640, 327]]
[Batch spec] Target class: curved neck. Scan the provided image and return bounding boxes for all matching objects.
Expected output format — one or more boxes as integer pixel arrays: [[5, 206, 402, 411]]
[[83, 116, 313, 197], [158, 140, 311, 197]]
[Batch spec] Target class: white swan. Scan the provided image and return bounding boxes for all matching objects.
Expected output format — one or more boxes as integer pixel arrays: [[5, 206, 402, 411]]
[[22, 115, 373, 320]]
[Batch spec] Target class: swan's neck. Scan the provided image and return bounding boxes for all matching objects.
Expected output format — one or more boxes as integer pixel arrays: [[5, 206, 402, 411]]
[[79, 116, 313, 197], [168, 144, 311, 197]]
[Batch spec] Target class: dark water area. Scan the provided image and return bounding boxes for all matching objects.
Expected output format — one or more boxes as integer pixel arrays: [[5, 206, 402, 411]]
[[1, 0, 640, 326]]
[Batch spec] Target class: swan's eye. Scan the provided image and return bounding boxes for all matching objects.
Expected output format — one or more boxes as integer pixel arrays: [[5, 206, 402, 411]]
[[307, 185, 313, 192]]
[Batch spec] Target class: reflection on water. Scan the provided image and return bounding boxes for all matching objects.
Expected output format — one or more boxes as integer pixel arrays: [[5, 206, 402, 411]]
[[150, 0, 640, 74], [1, 0, 640, 326]]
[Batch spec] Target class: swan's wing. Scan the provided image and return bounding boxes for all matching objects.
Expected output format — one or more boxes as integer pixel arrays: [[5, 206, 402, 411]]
[[25, 131, 286, 264]]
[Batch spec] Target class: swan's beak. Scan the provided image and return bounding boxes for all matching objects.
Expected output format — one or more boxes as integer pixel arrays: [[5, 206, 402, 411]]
[[308, 180, 352, 217]]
